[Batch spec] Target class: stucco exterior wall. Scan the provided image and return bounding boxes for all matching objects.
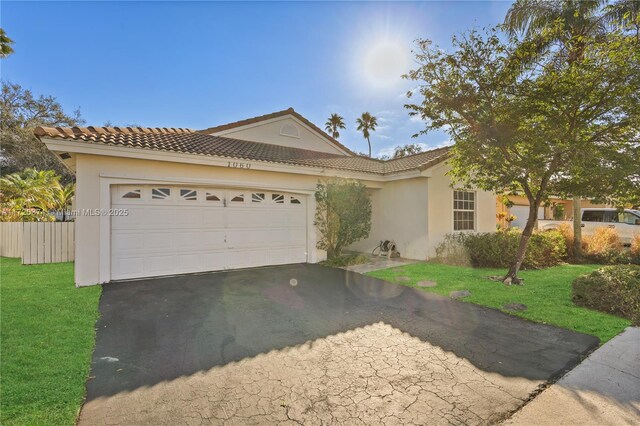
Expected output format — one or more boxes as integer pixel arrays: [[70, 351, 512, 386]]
[[73, 154, 384, 286], [209, 117, 346, 155], [348, 178, 430, 259], [349, 163, 496, 260], [425, 162, 497, 257], [73, 153, 496, 286]]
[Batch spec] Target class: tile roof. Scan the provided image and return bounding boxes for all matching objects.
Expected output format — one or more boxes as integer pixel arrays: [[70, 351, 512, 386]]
[[35, 126, 449, 175], [200, 107, 356, 155]]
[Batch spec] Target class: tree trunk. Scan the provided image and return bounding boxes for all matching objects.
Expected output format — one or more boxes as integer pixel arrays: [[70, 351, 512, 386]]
[[367, 137, 372, 157], [504, 201, 540, 285], [572, 195, 582, 258]]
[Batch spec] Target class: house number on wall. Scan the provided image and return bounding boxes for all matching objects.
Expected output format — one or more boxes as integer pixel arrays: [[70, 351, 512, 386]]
[[227, 161, 252, 169]]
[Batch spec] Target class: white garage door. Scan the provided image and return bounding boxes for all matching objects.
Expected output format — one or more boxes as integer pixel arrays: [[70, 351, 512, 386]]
[[111, 185, 307, 280], [510, 205, 544, 229]]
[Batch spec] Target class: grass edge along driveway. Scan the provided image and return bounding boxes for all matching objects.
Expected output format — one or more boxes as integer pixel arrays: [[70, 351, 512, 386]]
[[1, 257, 101, 425], [368, 263, 630, 343]]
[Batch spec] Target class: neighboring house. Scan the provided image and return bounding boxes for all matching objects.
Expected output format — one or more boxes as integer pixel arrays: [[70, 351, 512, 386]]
[[36, 108, 496, 286], [497, 194, 608, 229]]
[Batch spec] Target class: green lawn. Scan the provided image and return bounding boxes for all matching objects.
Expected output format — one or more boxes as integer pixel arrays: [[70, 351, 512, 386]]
[[369, 262, 630, 343], [0, 257, 101, 425]]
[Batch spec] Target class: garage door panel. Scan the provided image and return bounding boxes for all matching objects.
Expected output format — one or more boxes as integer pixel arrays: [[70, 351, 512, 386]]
[[112, 207, 147, 229], [111, 186, 308, 280], [112, 231, 146, 251], [173, 231, 204, 249], [225, 209, 270, 227], [227, 249, 269, 269], [145, 255, 177, 275], [200, 231, 227, 249], [112, 257, 145, 280], [201, 251, 227, 270]]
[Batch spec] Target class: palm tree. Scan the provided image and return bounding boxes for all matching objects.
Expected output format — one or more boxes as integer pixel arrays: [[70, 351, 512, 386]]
[[0, 169, 62, 220], [52, 183, 75, 221], [324, 113, 346, 139], [356, 113, 378, 157], [504, 0, 607, 64], [0, 28, 14, 58], [606, 0, 640, 39], [503, 0, 609, 258]]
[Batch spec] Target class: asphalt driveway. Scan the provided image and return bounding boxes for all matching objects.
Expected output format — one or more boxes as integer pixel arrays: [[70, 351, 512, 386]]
[[80, 264, 598, 425]]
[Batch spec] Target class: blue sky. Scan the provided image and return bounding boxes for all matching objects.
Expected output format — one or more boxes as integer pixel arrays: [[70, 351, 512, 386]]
[[2, 1, 513, 157]]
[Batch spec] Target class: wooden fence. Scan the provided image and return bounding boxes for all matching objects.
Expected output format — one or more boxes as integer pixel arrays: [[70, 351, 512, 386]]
[[0, 222, 75, 264]]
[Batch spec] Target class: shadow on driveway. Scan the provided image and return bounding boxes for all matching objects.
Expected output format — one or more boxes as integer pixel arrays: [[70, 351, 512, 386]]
[[86, 264, 598, 400]]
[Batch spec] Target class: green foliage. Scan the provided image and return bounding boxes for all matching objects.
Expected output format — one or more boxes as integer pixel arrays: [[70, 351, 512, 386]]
[[315, 178, 372, 259], [572, 265, 640, 325], [0, 28, 14, 58], [0, 168, 74, 222], [435, 229, 566, 269], [1, 81, 83, 180], [324, 113, 346, 139], [368, 262, 629, 343], [405, 26, 639, 280], [0, 258, 101, 425], [321, 253, 370, 267], [378, 143, 425, 160]]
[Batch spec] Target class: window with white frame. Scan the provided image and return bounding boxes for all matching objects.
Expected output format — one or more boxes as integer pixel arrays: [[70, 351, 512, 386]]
[[453, 190, 475, 231]]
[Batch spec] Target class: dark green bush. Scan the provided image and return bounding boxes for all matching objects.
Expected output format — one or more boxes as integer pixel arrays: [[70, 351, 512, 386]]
[[321, 253, 369, 267], [572, 265, 640, 325], [435, 229, 566, 269]]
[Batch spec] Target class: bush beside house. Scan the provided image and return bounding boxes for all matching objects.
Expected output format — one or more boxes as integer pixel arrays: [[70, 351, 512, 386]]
[[572, 265, 640, 325], [314, 178, 372, 260], [435, 229, 566, 269]]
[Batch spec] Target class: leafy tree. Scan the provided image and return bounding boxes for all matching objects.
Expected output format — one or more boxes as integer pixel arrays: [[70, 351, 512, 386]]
[[380, 143, 425, 160], [502, 0, 638, 256], [324, 113, 346, 139], [405, 28, 639, 283], [0, 28, 14, 58], [0, 81, 83, 181], [314, 178, 372, 259], [606, 0, 640, 39], [356, 112, 378, 157]]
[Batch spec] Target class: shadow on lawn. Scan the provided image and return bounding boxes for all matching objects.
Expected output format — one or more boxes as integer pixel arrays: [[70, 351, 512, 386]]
[[86, 264, 598, 400]]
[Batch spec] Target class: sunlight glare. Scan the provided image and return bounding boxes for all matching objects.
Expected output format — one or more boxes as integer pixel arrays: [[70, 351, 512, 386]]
[[362, 39, 410, 89]]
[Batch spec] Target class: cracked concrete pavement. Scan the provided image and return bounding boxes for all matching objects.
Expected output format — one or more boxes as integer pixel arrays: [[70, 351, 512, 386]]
[[79, 264, 598, 425]]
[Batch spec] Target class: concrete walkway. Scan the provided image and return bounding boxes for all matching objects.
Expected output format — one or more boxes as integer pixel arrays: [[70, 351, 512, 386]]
[[505, 327, 640, 425]]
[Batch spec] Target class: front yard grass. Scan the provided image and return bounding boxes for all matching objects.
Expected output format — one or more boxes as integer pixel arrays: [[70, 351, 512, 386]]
[[0, 257, 101, 425], [368, 262, 630, 343]]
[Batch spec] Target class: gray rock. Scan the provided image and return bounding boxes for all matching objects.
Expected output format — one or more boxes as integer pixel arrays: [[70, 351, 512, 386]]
[[450, 290, 471, 299], [417, 280, 437, 288], [503, 303, 528, 312]]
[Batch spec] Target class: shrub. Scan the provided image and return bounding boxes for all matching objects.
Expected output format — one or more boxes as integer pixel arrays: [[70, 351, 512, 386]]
[[322, 253, 370, 267], [572, 265, 640, 325], [583, 227, 629, 264], [557, 223, 576, 259], [434, 229, 565, 269], [525, 229, 566, 269], [631, 234, 640, 263], [314, 178, 372, 259], [434, 234, 472, 266]]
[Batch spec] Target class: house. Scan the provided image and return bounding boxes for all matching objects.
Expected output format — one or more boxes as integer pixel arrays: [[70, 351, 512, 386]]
[[496, 194, 609, 229], [36, 108, 496, 286]]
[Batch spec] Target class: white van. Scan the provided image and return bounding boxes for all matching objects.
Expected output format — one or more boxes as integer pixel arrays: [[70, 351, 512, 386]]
[[538, 208, 640, 245]]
